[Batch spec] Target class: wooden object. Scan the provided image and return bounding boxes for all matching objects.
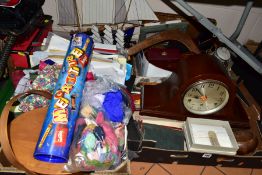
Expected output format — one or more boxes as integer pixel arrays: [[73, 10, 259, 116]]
[[234, 129, 258, 155], [0, 90, 67, 175], [0, 90, 129, 174], [131, 83, 262, 168], [127, 29, 250, 128], [142, 54, 250, 128], [127, 29, 200, 56]]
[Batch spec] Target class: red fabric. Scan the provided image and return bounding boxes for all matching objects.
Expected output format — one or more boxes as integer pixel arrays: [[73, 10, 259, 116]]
[[86, 72, 95, 81], [10, 70, 25, 88], [10, 52, 30, 68], [30, 20, 53, 51], [12, 28, 40, 51]]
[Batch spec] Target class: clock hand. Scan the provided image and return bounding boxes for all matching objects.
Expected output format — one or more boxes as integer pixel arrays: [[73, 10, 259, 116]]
[[196, 88, 207, 101], [193, 95, 199, 99], [196, 88, 204, 96]]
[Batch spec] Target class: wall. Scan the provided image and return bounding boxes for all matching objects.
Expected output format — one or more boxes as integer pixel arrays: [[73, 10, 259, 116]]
[[42, 0, 262, 44]]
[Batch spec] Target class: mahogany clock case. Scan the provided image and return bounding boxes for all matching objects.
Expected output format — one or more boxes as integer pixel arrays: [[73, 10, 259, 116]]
[[141, 53, 250, 128], [127, 29, 249, 128]]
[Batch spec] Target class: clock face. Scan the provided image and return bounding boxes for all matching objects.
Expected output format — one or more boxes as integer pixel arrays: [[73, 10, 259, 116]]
[[183, 80, 229, 115]]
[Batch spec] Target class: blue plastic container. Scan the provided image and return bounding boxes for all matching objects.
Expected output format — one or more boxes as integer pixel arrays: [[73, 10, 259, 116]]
[[34, 33, 94, 163]]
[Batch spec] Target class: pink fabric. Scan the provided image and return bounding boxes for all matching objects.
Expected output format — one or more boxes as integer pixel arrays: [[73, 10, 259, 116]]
[[96, 112, 119, 154]]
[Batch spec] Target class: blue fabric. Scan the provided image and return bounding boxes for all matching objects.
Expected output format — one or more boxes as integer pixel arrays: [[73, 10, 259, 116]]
[[103, 90, 124, 122], [125, 63, 132, 81], [44, 59, 56, 65]]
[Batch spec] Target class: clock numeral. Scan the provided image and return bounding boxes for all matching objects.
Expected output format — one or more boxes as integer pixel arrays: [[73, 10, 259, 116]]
[[208, 83, 214, 88], [220, 91, 225, 96], [200, 84, 205, 88], [191, 88, 197, 92]]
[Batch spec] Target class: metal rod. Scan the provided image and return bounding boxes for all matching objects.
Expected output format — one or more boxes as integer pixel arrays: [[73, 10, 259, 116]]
[[164, 0, 262, 74], [230, 0, 254, 41]]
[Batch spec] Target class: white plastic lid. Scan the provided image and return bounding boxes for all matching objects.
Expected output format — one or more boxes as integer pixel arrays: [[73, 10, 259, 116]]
[[216, 47, 231, 61]]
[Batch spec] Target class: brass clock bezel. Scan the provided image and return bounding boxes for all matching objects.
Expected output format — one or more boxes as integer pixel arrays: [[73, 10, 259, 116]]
[[183, 79, 230, 115]]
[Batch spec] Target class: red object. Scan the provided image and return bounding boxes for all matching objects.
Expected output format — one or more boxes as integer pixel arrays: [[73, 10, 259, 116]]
[[12, 27, 41, 51], [144, 47, 182, 72], [30, 19, 53, 52], [9, 16, 53, 70], [93, 48, 118, 54], [145, 47, 181, 61], [0, 0, 21, 7], [131, 93, 140, 111], [54, 125, 68, 147], [12, 18, 53, 52], [10, 70, 25, 87], [10, 52, 30, 69], [86, 72, 95, 81]]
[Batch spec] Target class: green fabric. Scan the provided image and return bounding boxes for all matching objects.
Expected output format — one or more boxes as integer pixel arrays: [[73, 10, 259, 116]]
[[0, 79, 14, 115], [143, 123, 184, 150]]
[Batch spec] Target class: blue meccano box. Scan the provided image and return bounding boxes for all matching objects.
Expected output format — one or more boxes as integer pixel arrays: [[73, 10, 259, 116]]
[[34, 33, 94, 163]]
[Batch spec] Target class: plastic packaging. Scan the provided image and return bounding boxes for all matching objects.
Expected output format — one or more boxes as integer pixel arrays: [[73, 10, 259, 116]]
[[65, 77, 131, 172], [34, 33, 94, 163]]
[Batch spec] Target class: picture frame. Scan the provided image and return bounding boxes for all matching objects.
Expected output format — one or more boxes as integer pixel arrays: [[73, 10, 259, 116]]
[[184, 117, 239, 155]]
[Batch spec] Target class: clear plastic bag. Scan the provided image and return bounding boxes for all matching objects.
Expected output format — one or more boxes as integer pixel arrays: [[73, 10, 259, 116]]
[[81, 77, 132, 125], [65, 77, 131, 172]]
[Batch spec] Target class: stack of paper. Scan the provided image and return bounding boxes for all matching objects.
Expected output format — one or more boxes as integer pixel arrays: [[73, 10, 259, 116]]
[[90, 52, 128, 85], [30, 32, 70, 67], [30, 32, 130, 85]]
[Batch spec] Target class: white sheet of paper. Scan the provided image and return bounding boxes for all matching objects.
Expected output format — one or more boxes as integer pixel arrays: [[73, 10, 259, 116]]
[[30, 51, 66, 67], [140, 52, 172, 78], [45, 32, 70, 52], [146, 62, 172, 78]]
